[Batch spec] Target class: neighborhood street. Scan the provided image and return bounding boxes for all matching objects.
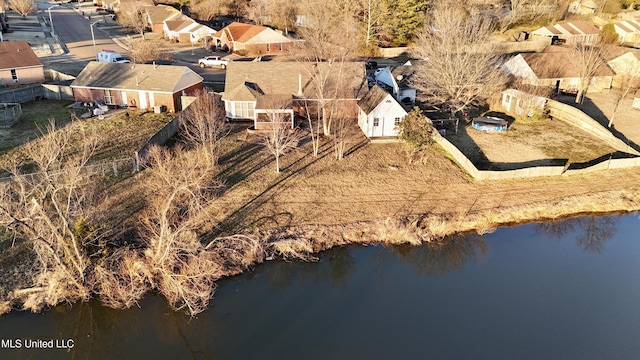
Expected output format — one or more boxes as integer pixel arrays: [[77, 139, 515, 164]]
[[38, 3, 120, 62]]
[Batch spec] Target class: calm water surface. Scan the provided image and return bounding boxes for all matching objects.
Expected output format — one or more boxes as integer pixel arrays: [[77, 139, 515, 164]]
[[1, 213, 640, 359]]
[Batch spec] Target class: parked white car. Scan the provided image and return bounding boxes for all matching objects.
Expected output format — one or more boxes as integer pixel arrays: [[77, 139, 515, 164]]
[[198, 56, 229, 68], [97, 50, 130, 63]]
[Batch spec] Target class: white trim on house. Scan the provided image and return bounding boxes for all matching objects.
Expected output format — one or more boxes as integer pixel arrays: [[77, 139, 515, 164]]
[[358, 91, 407, 138]]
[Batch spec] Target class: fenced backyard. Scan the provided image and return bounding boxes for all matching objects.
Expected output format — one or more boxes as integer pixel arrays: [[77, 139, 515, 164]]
[[0, 103, 22, 128]]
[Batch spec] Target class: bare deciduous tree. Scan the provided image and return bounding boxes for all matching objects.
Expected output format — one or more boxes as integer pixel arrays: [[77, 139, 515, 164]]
[[128, 39, 172, 63], [117, 4, 148, 39], [10, 0, 35, 18], [499, 0, 559, 33], [570, 43, 610, 104], [191, 0, 225, 22], [303, 100, 322, 157], [357, 0, 390, 52], [139, 145, 224, 314], [0, 119, 101, 311], [607, 55, 640, 127], [259, 98, 303, 173], [296, 0, 360, 137], [609, 73, 639, 127], [179, 88, 228, 163], [411, 1, 508, 116], [223, 0, 248, 18]]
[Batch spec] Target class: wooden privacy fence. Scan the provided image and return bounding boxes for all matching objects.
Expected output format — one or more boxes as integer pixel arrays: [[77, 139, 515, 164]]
[[135, 114, 181, 170], [433, 133, 566, 180], [0, 103, 22, 128], [41, 84, 74, 100], [0, 86, 44, 103], [430, 97, 640, 180], [546, 100, 640, 155], [0, 157, 137, 184], [0, 84, 74, 103]]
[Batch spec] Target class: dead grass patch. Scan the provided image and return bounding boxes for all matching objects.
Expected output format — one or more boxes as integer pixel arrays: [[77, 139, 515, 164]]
[[446, 117, 617, 168]]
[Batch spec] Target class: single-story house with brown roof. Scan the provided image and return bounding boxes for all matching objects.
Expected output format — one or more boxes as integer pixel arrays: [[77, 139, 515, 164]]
[[612, 20, 640, 45], [163, 19, 216, 44], [502, 50, 614, 93], [531, 22, 601, 45], [0, 41, 44, 86], [357, 85, 407, 138], [212, 22, 294, 55], [71, 62, 203, 112], [222, 61, 367, 129], [607, 51, 640, 88], [144, 4, 187, 33]]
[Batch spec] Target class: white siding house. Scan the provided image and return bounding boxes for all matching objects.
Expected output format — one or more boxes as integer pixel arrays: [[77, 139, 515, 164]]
[[373, 64, 416, 104], [501, 89, 547, 117], [358, 86, 407, 138]]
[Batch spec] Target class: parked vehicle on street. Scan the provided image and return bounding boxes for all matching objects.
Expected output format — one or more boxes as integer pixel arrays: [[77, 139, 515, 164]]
[[97, 50, 130, 63], [198, 56, 229, 68]]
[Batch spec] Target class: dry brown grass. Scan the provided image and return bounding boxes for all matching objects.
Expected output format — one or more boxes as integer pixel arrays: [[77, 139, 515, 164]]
[[2, 104, 640, 315], [0, 107, 174, 172], [447, 117, 617, 169]]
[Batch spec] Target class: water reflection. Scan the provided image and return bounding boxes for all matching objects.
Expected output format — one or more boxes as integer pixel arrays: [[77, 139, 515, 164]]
[[391, 234, 488, 275], [256, 246, 356, 290], [536, 216, 618, 253]]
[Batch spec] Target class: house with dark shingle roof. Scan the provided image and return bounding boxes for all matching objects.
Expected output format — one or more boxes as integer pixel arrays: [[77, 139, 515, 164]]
[[502, 49, 614, 93], [222, 61, 367, 129], [0, 41, 44, 86], [71, 62, 203, 112], [212, 22, 294, 55], [373, 61, 418, 105], [357, 85, 407, 138]]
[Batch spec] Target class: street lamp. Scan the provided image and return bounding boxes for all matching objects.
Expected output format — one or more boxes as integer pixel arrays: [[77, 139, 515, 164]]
[[47, 5, 60, 37], [90, 20, 104, 61]]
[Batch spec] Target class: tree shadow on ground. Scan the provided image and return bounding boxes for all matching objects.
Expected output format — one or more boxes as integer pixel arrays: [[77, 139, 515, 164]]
[[565, 151, 637, 170], [556, 94, 640, 153], [443, 118, 492, 170], [205, 122, 369, 238]]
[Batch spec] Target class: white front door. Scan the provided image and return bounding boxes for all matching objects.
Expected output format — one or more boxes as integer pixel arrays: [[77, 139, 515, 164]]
[[371, 117, 384, 137], [121, 91, 128, 107], [139, 91, 148, 109]]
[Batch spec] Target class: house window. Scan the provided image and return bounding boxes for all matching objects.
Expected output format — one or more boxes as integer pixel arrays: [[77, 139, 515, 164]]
[[278, 42, 283, 51], [373, 118, 380, 127], [104, 89, 115, 105], [394, 117, 401, 125], [266, 43, 271, 52], [234, 101, 255, 118], [10, 69, 17, 82], [505, 94, 511, 103]]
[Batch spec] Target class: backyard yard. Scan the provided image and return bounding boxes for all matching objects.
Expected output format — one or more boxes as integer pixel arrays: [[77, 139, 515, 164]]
[[446, 114, 618, 170]]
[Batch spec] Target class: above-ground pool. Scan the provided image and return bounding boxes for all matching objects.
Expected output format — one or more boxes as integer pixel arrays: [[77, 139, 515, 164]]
[[471, 116, 508, 132]]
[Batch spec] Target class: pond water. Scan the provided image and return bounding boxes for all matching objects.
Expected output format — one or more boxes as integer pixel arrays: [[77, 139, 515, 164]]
[[1, 213, 640, 359]]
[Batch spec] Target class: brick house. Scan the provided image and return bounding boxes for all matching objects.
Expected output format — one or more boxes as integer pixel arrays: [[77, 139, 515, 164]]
[[71, 62, 203, 112], [502, 49, 614, 94], [222, 62, 367, 129], [212, 22, 294, 55]]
